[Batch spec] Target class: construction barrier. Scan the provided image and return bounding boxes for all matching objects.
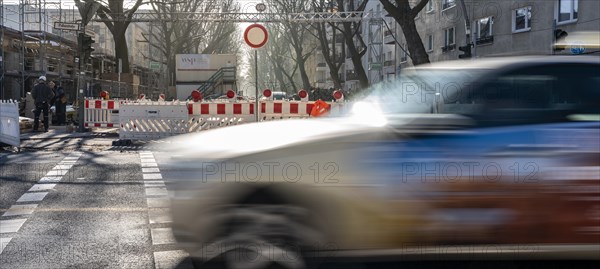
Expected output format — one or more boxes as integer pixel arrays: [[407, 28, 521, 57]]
[[119, 101, 189, 140], [84, 99, 121, 128], [104, 98, 351, 141], [0, 100, 20, 147], [187, 101, 256, 132]]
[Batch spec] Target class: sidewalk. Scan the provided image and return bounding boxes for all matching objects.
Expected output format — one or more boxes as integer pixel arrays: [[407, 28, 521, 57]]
[[20, 125, 119, 140]]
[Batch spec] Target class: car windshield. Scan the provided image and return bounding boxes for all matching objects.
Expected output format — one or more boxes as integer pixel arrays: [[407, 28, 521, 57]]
[[360, 68, 487, 115]]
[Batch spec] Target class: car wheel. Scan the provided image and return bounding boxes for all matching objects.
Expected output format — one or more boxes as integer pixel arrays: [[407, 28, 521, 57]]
[[195, 203, 323, 269]]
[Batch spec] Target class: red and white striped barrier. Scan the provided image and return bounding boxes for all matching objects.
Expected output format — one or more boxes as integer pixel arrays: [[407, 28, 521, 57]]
[[85, 96, 353, 140], [186, 101, 256, 132], [84, 99, 122, 128]]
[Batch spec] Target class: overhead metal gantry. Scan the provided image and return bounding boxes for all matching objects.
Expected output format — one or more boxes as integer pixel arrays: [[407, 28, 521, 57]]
[[93, 11, 366, 23]]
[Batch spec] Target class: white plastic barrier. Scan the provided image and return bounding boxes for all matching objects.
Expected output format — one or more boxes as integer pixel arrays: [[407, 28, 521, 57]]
[[84, 99, 121, 128], [117, 99, 352, 140], [187, 101, 256, 132], [119, 101, 189, 140], [0, 100, 20, 147], [260, 101, 313, 121]]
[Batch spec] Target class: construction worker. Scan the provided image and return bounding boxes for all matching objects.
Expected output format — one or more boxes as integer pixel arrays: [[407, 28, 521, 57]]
[[31, 76, 55, 132]]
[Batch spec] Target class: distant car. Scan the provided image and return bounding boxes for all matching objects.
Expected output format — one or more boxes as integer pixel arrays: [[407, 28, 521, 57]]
[[272, 91, 287, 100], [161, 56, 600, 268]]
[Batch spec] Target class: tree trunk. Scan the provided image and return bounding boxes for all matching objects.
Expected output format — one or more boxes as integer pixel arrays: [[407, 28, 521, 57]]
[[113, 27, 130, 74], [398, 17, 430, 66], [294, 47, 311, 90], [380, 0, 431, 66], [344, 31, 369, 89]]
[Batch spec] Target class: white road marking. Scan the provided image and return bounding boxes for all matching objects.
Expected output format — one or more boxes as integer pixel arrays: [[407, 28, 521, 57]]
[[150, 228, 176, 245], [153, 250, 193, 269], [2, 204, 38, 217], [28, 184, 57, 192], [39, 177, 62, 182], [142, 168, 160, 173], [16, 192, 48, 203], [146, 198, 170, 208], [141, 159, 157, 163], [0, 219, 28, 234], [144, 181, 165, 187], [0, 238, 11, 255], [148, 208, 172, 224], [143, 173, 163, 180], [53, 165, 73, 170], [0, 152, 83, 258], [145, 188, 168, 197], [46, 170, 69, 176], [141, 162, 158, 168]]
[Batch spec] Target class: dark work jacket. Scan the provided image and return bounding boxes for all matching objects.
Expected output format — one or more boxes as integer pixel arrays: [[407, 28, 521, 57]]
[[32, 83, 55, 103]]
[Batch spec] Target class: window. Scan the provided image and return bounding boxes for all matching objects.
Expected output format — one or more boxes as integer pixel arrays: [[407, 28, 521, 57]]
[[426, 34, 434, 52], [444, 27, 455, 46], [427, 0, 435, 12], [442, 28, 456, 52], [442, 0, 456, 10], [513, 6, 532, 33], [475, 17, 494, 44], [400, 43, 408, 62], [557, 0, 578, 23]]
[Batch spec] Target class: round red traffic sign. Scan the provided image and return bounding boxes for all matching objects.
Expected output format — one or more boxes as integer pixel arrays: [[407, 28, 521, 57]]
[[244, 24, 268, 49]]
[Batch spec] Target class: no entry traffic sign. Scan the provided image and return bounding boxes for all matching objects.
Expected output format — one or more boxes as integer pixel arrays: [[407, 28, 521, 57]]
[[244, 24, 269, 49]]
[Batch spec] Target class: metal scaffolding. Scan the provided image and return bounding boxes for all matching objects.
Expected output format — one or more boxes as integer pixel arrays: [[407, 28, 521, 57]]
[[94, 11, 366, 23]]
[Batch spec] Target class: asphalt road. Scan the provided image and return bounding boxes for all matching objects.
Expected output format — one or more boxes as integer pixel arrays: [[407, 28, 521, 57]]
[[0, 145, 193, 269]]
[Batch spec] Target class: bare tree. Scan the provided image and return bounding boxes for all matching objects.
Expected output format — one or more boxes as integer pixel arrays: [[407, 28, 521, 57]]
[[379, 0, 430, 65], [144, 0, 240, 86], [75, 0, 144, 74], [337, 0, 370, 90], [265, 24, 300, 93], [271, 0, 316, 91], [309, 0, 345, 90]]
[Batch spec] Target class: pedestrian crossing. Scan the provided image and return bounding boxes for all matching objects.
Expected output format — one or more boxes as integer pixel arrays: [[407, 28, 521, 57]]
[[139, 151, 194, 269], [0, 152, 83, 255]]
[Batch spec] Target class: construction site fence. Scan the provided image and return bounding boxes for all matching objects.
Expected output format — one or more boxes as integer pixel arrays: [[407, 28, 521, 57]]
[[83, 99, 350, 140], [0, 100, 21, 147]]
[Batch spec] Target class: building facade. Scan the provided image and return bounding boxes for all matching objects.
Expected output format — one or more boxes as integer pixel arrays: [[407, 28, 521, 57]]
[[1, 2, 166, 101], [394, 0, 599, 69], [309, 0, 599, 93]]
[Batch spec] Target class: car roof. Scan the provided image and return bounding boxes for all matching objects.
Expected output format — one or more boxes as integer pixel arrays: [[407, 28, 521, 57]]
[[410, 55, 599, 70]]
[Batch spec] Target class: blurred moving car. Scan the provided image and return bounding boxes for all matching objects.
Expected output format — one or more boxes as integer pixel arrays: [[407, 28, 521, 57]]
[[160, 56, 599, 267]]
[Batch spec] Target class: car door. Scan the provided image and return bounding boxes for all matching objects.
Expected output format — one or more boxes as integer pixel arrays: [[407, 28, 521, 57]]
[[365, 62, 599, 245], [423, 62, 600, 244]]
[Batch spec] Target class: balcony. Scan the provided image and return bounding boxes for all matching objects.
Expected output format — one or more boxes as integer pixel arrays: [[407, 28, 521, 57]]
[[346, 72, 359, 81], [442, 0, 456, 10], [476, 36, 494, 45], [383, 60, 396, 75], [442, 44, 456, 53], [316, 62, 327, 71], [384, 30, 396, 44]]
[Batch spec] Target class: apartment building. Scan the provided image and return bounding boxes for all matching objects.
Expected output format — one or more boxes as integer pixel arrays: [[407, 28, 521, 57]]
[[1, 3, 165, 100], [309, 0, 598, 93], [393, 0, 599, 69]]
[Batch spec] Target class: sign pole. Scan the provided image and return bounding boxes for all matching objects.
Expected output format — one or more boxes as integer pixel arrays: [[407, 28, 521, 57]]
[[118, 59, 122, 98], [77, 23, 85, 132], [255, 49, 259, 122]]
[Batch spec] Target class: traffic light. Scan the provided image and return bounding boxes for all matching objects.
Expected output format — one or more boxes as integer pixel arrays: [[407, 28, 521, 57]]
[[458, 44, 472, 59], [78, 33, 94, 61]]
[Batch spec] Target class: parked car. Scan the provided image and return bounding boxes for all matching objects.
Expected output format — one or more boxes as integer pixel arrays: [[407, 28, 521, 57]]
[[160, 56, 600, 268]]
